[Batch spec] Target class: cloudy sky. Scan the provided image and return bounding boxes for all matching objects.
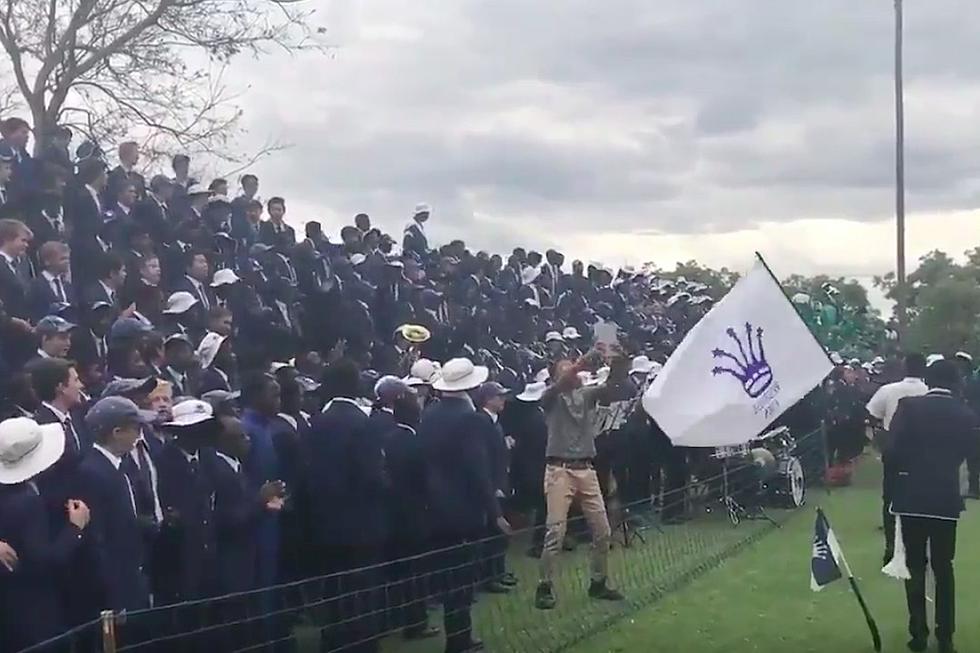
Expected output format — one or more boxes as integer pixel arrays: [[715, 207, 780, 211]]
[[229, 0, 980, 290]]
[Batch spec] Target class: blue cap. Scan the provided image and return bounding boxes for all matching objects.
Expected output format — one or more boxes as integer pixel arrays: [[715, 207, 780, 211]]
[[36, 315, 76, 336], [84, 396, 156, 435]]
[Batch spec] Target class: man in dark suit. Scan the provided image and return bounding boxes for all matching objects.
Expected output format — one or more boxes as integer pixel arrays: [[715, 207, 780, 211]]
[[888, 359, 980, 653], [0, 415, 90, 652], [72, 396, 155, 622], [402, 204, 430, 260], [81, 251, 126, 313], [474, 381, 518, 594], [172, 249, 215, 320], [0, 117, 35, 195], [24, 189, 67, 261], [420, 358, 510, 653], [205, 412, 285, 650], [30, 240, 74, 321], [308, 359, 387, 653], [0, 144, 15, 217], [259, 196, 296, 250], [154, 399, 219, 605], [105, 141, 146, 204], [30, 358, 86, 509], [133, 174, 175, 245], [0, 219, 33, 331]]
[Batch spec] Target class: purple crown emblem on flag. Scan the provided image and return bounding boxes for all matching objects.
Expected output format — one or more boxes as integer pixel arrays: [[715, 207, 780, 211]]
[[711, 322, 773, 398]]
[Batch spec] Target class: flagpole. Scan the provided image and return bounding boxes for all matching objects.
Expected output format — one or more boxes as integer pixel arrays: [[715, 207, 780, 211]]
[[753, 252, 835, 366], [894, 0, 908, 338]]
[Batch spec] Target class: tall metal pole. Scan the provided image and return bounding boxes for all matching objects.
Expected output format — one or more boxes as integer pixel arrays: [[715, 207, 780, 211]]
[[894, 0, 908, 336]]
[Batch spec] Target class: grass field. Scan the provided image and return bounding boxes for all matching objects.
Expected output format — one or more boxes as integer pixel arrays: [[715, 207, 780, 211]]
[[568, 459, 980, 653]]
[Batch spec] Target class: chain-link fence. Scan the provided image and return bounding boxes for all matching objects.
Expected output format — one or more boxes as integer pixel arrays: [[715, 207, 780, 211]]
[[18, 427, 826, 653]]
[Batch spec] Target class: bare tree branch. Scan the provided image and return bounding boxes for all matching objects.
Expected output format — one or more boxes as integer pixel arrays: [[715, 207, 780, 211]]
[[0, 0, 325, 159]]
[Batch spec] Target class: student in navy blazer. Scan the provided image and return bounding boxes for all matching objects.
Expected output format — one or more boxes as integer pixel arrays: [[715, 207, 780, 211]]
[[204, 414, 286, 651], [71, 396, 155, 621], [154, 399, 220, 605], [418, 358, 511, 653], [0, 416, 90, 651], [308, 359, 388, 653]]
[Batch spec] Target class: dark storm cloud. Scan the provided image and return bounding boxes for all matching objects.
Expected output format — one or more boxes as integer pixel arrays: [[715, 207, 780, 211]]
[[237, 0, 980, 244]]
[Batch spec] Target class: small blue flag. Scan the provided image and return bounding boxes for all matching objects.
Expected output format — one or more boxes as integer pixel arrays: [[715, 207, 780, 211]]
[[811, 508, 843, 591]]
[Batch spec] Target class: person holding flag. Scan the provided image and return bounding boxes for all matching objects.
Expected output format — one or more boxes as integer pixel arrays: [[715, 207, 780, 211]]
[[883, 359, 979, 653]]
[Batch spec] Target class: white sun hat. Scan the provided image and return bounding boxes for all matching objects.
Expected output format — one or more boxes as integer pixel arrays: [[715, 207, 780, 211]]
[[210, 268, 241, 287], [196, 331, 227, 369], [0, 417, 66, 485], [926, 354, 945, 367], [163, 291, 199, 315], [516, 381, 547, 402], [432, 358, 489, 392], [163, 399, 215, 427]]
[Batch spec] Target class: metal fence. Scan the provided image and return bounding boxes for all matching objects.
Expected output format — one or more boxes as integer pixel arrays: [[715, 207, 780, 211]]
[[18, 427, 826, 653]]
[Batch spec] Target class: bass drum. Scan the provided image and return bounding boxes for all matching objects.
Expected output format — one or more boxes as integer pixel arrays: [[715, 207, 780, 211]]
[[765, 456, 806, 508]]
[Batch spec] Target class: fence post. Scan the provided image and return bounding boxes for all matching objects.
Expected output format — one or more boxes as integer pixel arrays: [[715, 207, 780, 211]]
[[100, 610, 118, 653]]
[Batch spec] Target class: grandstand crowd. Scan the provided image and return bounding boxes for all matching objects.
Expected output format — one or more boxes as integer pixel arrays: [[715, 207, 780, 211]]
[[0, 116, 928, 653]]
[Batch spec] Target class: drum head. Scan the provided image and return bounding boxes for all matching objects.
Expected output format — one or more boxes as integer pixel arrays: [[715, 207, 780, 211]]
[[788, 457, 805, 507]]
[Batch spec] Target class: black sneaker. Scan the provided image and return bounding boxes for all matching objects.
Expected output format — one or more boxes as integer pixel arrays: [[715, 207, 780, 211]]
[[588, 579, 625, 601], [500, 572, 519, 587], [907, 636, 928, 652], [965, 490, 980, 500], [535, 582, 557, 610]]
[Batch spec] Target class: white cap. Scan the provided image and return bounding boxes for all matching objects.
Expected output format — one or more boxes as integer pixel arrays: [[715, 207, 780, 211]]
[[955, 351, 973, 362], [414, 203, 431, 215], [410, 359, 441, 384], [210, 268, 240, 287], [562, 326, 582, 340], [534, 367, 551, 383], [163, 399, 215, 427], [927, 354, 945, 366], [630, 355, 655, 376], [544, 331, 564, 343], [350, 253, 367, 266], [521, 266, 541, 285], [163, 291, 199, 315]]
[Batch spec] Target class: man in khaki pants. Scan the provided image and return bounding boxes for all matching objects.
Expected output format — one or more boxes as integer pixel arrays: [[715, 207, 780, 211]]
[[535, 351, 624, 609]]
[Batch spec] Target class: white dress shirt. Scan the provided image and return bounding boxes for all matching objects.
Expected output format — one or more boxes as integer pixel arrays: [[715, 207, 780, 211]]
[[866, 377, 929, 430]]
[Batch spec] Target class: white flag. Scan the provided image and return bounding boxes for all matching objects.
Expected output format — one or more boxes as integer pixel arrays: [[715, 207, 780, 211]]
[[642, 257, 833, 447]]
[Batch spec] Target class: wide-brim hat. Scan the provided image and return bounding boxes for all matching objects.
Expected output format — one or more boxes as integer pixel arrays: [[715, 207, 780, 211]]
[[163, 291, 199, 315], [163, 399, 215, 427], [432, 358, 489, 392], [210, 268, 240, 287], [196, 331, 227, 369], [562, 326, 582, 340], [516, 381, 547, 402], [0, 418, 66, 485], [544, 331, 564, 343], [630, 355, 655, 376]]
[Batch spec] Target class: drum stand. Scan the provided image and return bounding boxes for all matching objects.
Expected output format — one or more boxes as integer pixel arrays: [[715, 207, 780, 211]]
[[721, 460, 778, 528]]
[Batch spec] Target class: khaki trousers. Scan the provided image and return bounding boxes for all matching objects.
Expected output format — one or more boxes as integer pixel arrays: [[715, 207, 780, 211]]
[[539, 464, 612, 583]]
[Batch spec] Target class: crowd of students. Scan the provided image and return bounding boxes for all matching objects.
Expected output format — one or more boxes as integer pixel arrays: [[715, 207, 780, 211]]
[[0, 118, 733, 653]]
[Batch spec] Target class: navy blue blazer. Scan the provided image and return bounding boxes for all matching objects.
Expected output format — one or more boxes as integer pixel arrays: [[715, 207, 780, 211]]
[[889, 389, 980, 520], [154, 443, 218, 603], [71, 447, 151, 613], [475, 410, 509, 495], [202, 449, 262, 593], [307, 399, 387, 547], [29, 274, 75, 321], [384, 424, 430, 544], [33, 405, 84, 518], [418, 396, 500, 537], [0, 483, 83, 651]]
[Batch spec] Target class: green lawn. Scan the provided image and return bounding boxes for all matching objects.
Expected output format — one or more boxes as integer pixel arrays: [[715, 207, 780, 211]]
[[568, 460, 980, 653]]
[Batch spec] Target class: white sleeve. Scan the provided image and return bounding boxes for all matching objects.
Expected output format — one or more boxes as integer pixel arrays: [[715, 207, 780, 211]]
[[866, 388, 887, 420]]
